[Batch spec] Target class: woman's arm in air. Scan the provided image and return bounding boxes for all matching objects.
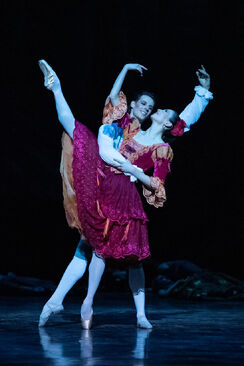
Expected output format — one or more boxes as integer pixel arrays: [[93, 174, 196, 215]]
[[39, 60, 75, 138], [179, 65, 213, 131]]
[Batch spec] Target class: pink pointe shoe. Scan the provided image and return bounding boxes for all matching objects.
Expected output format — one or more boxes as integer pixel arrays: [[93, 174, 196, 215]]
[[38, 302, 64, 327], [38, 59, 60, 91], [81, 302, 93, 330], [81, 310, 93, 330], [38, 60, 54, 88]]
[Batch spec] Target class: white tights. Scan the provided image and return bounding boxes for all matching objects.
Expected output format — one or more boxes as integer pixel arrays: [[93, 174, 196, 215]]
[[81, 252, 105, 320], [128, 265, 146, 317], [47, 240, 147, 320], [48, 255, 87, 305]]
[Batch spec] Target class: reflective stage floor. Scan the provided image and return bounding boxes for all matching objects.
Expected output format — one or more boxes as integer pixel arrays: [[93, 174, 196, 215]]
[[0, 293, 244, 365]]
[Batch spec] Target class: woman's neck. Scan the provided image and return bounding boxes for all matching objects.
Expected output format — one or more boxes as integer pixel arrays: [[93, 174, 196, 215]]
[[144, 121, 165, 143]]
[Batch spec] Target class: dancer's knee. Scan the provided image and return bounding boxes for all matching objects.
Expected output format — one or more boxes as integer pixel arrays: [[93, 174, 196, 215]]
[[88, 251, 106, 274], [93, 251, 105, 264], [74, 238, 92, 261], [72, 255, 87, 265], [69, 256, 88, 278]]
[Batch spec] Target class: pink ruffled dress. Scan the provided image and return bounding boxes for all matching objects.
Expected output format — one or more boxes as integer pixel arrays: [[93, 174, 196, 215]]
[[60, 92, 173, 261]]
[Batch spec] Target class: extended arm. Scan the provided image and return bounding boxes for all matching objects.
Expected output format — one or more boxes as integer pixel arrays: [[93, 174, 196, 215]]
[[179, 65, 213, 132], [98, 125, 126, 167], [130, 167, 151, 188], [39, 60, 75, 138], [98, 125, 143, 182], [109, 63, 147, 106], [114, 158, 151, 188]]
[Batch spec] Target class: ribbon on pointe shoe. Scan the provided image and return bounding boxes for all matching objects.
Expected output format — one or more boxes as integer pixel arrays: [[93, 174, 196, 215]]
[[38, 59, 55, 89], [38, 302, 64, 327]]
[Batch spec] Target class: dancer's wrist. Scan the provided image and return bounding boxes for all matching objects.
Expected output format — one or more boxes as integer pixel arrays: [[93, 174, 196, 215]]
[[130, 165, 138, 177]]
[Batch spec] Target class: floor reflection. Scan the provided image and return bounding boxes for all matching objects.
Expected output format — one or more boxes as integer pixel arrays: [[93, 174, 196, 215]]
[[39, 327, 75, 366], [39, 326, 152, 365], [133, 329, 152, 363], [79, 330, 98, 366]]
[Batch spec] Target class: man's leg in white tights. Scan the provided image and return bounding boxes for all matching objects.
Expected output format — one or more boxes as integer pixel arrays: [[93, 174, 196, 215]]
[[81, 252, 106, 320], [39, 238, 89, 327], [128, 264, 152, 329], [48, 256, 87, 305]]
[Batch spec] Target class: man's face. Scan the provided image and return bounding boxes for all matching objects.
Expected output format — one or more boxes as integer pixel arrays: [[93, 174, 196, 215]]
[[130, 95, 155, 123]]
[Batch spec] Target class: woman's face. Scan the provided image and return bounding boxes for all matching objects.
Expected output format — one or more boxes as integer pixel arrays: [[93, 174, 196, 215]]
[[151, 109, 175, 129], [130, 95, 155, 122]]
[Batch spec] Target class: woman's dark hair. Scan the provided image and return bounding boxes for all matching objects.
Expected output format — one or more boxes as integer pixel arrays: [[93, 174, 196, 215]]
[[128, 92, 181, 144], [163, 110, 180, 144]]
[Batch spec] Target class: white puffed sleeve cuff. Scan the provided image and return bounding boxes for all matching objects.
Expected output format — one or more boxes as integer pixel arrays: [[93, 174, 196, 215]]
[[179, 85, 213, 132], [194, 85, 213, 100]]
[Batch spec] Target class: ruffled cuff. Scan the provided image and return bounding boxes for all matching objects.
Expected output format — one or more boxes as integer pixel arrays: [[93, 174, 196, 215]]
[[143, 177, 166, 208], [194, 85, 213, 100], [102, 91, 127, 125]]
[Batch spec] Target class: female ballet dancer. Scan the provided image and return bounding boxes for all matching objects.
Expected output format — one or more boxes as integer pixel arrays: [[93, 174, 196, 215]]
[[38, 61, 213, 329]]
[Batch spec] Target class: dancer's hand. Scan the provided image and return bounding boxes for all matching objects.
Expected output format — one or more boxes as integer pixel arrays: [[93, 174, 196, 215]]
[[196, 65, 210, 90], [38, 59, 61, 92], [124, 63, 148, 77], [113, 158, 135, 175]]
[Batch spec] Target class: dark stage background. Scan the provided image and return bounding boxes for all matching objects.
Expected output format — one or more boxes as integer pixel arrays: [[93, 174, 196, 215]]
[[1, 1, 243, 282]]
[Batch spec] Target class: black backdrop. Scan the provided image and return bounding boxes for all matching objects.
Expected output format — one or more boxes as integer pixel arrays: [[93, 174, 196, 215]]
[[1, 0, 243, 281]]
